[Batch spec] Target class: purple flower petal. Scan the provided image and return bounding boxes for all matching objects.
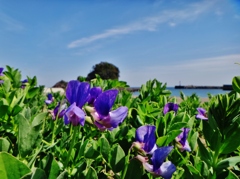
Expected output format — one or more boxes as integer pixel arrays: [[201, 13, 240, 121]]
[[136, 125, 156, 153], [196, 107, 208, 120], [109, 106, 128, 128], [88, 87, 102, 105], [66, 80, 80, 105], [151, 146, 173, 172], [158, 161, 176, 179], [93, 106, 128, 131], [64, 102, 86, 126], [94, 89, 118, 117], [66, 80, 90, 108], [136, 150, 176, 179], [53, 102, 66, 119], [176, 128, 191, 152], [22, 79, 28, 83], [0, 67, 4, 75], [163, 103, 178, 115], [45, 93, 54, 104]]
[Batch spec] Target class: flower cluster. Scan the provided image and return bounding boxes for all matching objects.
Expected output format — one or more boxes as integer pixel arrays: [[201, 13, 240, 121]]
[[48, 80, 128, 130], [132, 125, 176, 179]]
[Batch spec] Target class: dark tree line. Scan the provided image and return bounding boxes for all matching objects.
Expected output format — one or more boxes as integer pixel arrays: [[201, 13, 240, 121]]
[[53, 62, 120, 88], [86, 62, 119, 81]]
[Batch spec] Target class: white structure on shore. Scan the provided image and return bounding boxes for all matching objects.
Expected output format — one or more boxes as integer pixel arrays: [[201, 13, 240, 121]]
[[44, 88, 65, 94]]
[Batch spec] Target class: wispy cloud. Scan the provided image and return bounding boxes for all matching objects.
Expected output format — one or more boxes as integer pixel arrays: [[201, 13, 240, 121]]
[[147, 54, 240, 73], [122, 53, 240, 86], [0, 12, 24, 31], [68, 0, 216, 48]]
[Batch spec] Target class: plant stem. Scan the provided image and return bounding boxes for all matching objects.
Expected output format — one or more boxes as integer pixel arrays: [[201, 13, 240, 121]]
[[122, 148, 131, 179], [65, 126, 78, 168]]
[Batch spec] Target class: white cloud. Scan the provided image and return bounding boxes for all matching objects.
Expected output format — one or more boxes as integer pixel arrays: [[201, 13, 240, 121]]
[[68, 0, 216, 48], [121, 54, 240, 86], [0, 12, 24, 31]]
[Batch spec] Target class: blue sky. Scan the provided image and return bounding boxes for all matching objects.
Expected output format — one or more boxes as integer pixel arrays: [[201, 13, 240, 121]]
[[1, 0, 240, 87]]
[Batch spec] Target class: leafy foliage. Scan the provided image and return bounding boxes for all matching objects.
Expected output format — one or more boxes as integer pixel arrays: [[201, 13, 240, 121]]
[[0, 65, 239, 179]]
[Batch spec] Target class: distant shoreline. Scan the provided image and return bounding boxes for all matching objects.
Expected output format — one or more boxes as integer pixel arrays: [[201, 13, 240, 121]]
[[175, 97, 209, 103]]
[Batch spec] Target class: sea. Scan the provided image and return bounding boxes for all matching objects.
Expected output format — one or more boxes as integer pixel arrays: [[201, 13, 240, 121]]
[[132, 87, 230, 98]]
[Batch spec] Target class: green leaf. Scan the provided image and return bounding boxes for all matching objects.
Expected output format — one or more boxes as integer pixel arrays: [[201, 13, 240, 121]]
[[48, 157, 61, 179], [219, 124, 240, 154], [109, 144, 125, 173], [84, 139, 98, 159], [0, 152, 31, 179], [98, 137, 110, 160], [216, 156, 240, 171], [56, 171, 67, 179], [232, 76, 240, 93], [0, 138, 10, 152], [189, 131, 198, 151], [26, 87, 40, 99], [21, 168, 47, 179], [168, 122, 187, 132], [85, 166, 98, 179], [38, 154, 61, 179], [224, 170, 239, 179], [156, 136, 168, 146], [17, 113, 44, 157], [165, 129, 182, 146], [197, 138, 212, 166], [195, 161, 209, 177], [124, 159, 143, 179], [2, 78, 11, 93]]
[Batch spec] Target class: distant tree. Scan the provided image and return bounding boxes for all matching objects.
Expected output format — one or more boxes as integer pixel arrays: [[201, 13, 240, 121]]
[[86, 62, 120, 81], [52, 80, 68, 89]]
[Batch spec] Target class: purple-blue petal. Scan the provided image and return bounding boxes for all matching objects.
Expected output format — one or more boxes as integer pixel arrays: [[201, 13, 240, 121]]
[[88, 87, 102, 105], [179, 128, 190, 146], [0, 67, 3, 75], [135, 125, 156, 153], [53, 102, 66, 118], [94, 89, 118, 117], [196, 107, 208, 120], [151, 146, 173, 172], [109, 106, 128, 128], [47, 93, 53, 100], [22, 79, 28, 83], [64, 102, 86, 126], [76, 82, 90, 108], [66, 80, 90, 108], [163, 103, 178, 115], [66, 80, 81, 105], [158, 161, 176, 179]]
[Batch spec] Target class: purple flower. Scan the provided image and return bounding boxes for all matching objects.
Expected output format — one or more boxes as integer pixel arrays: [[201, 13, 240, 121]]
[[51, 102, 67, 120], [163, 103, 178, 115], [21, 79, 28, 88], [87, 87, 102, 105], [0, 68, 3, 76], [90, 89, 128, 131], [45, 93, 54, 105], [175, 128, 191, 152], [0, 67, 4, 84], [64, 102, 86, 126], [133, 125, 157, 154], [136, 146, 176, 179], [196, 107, 208, 120], [66, 80, 90, 108], [64, 80, 91, 126]]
